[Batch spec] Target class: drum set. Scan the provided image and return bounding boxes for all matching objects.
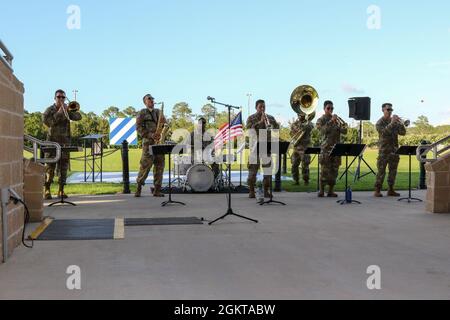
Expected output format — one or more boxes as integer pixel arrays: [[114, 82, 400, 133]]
[[173, 156, 236, 193]]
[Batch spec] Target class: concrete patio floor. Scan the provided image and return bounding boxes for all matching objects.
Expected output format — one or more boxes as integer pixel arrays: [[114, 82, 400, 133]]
[[1, 190, 449, 300]]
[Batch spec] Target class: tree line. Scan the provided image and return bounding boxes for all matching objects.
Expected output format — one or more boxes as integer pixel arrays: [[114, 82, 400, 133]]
[[25, 103, 449, 148]]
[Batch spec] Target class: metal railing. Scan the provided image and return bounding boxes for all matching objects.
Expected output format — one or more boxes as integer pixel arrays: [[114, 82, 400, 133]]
[[24, 135, 61, 164], [0, 40, 14, 71], [417, 135, 450, 163]]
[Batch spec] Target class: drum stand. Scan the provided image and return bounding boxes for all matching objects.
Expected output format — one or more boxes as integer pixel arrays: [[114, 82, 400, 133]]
[[171, 157, 184, 188], [208, 97, 258, 225]]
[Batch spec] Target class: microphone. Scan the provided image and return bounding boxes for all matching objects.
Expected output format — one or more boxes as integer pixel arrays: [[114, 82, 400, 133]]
[[207, 96, 215, 102]]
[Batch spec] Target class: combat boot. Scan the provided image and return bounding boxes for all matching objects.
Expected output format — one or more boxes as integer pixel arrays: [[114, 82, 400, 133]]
[[318, 183, 325, 198], [153, 185, 165, 198], [387, 185, 400, 197], [263, 179, 271, 198], [44, 183, 52, 200], [249, 183, 256, 199], [374, 186, 383, 198], [135, 184, 142, 198], [58, 186, 68, 199], [327, 185, 338, 198]]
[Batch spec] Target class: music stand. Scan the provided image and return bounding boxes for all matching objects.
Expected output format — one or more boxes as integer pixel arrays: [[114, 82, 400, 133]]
[[305, 147, 321, 192], [151, 144, 186, 207], [330, 144, 366, 205], [396, 146, 422, 203], [46, 146, 81, 207], [261, 141, 288, 206]]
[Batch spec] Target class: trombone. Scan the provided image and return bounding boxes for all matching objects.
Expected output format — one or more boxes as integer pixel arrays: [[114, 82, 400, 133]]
[[62, 98, 81, 120]]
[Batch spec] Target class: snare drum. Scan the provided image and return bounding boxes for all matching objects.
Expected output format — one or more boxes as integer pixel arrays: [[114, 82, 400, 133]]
[[186, 164, 214, 192]]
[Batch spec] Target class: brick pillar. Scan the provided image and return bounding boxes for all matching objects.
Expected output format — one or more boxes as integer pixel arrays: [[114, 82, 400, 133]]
[[425, 154, 450, 214], [0, 60, 25, 262], [23, 159, 44, 222]]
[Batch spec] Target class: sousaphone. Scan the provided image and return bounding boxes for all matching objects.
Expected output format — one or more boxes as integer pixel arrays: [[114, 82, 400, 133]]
[[290, 85, 319, 146], [290, 84, 319, 119]]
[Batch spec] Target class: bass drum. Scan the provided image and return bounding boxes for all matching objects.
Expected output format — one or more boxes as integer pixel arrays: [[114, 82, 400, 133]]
[[186, 164, 214, 193]]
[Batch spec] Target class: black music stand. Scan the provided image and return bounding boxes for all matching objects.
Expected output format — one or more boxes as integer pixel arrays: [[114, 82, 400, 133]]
[[305, 147, 321, 192], [207, 97, 258, 225], [47, 146, 80, 207], [151, 144, 186, 207], [261, 141, 288, 206], [396, 146, 422, 203], [330, 144, 366, 205]]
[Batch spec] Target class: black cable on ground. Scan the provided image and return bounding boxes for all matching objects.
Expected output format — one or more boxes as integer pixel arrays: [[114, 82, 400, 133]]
[[9, 196, 34, 249]]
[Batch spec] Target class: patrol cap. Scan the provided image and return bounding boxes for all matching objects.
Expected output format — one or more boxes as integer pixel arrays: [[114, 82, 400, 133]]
[[143, 94, 155, 102]]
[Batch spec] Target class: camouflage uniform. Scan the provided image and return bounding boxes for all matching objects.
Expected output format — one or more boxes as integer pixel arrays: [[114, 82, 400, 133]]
[[42, 104, 81, 188], [290, 118, 314, 184], [246, 112, 280, 188], [375, 117, 406, 189], [136, 108, 166, 188], [316, 114, 347, 187]]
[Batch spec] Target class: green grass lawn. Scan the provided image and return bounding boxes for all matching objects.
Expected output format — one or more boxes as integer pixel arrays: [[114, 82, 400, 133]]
[[56, 171, 419, 196], [36, 148, 422, 195], [63, 148, 419, 173]]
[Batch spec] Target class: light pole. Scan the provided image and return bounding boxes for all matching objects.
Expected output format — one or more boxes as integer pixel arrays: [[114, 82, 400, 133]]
[[246, 93, 252, 119], [73, 89, 79, 101]]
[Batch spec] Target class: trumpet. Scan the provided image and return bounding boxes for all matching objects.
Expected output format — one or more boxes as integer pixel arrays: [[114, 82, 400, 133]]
[[334, 115, 348, 129], [262, 112, 272, 130], [395, 116, 410, 127]]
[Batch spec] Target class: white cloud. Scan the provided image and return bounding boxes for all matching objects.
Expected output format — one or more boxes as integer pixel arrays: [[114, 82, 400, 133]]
[[342, 83, 365, 94]]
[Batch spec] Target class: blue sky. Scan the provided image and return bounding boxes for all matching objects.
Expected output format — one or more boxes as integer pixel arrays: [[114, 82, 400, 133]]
[[1, 0, 450, 125]]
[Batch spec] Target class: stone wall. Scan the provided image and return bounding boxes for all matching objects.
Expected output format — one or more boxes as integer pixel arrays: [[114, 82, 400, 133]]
[[425, 154, 450, 214], [0, 58, 25, 261]]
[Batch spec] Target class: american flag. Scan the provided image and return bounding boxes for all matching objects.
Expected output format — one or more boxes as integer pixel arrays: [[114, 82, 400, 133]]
[[214, 112, 244, 149]]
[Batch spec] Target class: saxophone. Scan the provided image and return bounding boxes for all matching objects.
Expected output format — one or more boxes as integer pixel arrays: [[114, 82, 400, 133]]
[[155, 102, 170, 145]]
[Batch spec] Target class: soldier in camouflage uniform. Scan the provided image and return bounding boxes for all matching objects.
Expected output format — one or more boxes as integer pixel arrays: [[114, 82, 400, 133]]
[[290, 113, 314, 185], [135, 94, 166, 197], [374, 103, 407, 197], [246, 99, 280, 198], [316, 100, 348, 197], [190, 117, 220, 179], [42, 89, 82, 200]]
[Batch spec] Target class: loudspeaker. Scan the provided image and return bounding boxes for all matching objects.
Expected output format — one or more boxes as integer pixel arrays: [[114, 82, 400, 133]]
[[348, 97, 371, 121]]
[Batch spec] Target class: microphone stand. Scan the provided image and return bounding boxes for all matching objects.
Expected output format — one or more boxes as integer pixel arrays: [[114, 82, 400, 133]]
[[208, 97, 258, 225]]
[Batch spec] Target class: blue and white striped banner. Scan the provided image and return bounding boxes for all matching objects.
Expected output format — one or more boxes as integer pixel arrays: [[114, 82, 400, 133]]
[[109, 118, 138, 146]]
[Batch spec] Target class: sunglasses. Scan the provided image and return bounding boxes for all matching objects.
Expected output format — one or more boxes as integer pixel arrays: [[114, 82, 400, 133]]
[[56, 96, 66, 99], [387, 109, 393, 112], [326, 107, 334, 110]]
